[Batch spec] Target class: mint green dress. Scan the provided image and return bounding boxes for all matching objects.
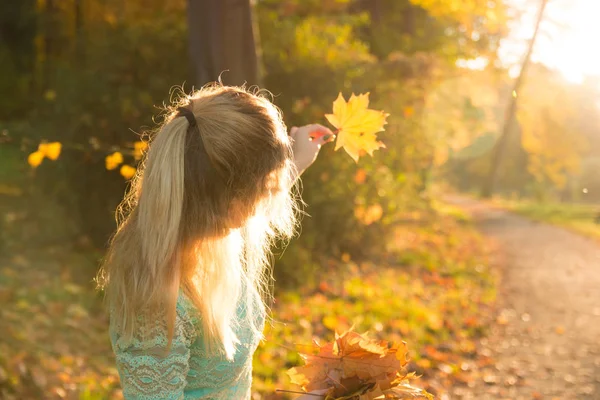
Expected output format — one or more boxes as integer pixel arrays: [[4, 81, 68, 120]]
[[110, 291, 265, 400]]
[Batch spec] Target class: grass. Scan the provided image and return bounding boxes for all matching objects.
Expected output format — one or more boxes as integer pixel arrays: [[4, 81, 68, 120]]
[[494, 199, 600, 240]]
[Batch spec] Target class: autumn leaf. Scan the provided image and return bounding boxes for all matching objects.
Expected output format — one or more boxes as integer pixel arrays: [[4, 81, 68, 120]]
[[288, 330, 430, 399], [120, 165, 136, 180], [382, 383, 434, 400], [354, 204, 383, 225], [38, 142, 62, 160], [105, 152, 124, 170], [354, 168, 367, 184], [323, 315, 338, 331], [28, 151, 45, 168], [133, 141, 148, 161], [325, 93, 389, 162]]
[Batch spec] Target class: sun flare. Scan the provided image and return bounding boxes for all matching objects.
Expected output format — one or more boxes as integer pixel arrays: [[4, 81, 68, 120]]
[[502, 0, 600, 84]]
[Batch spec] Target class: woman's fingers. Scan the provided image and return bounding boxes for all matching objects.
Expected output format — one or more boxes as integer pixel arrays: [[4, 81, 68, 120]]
[[290, 124, 334, 174], [308, 124, 336, 145]]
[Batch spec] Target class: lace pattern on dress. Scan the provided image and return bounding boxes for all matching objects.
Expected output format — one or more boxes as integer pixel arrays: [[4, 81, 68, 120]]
[[111, 289, 265, 400]]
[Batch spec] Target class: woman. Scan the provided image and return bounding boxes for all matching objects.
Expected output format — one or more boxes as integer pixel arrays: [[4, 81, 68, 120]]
[[98, 85, 333, 399]]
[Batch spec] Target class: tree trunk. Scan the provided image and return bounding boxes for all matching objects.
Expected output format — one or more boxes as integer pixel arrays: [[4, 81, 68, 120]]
[[481, 0, 549, 198], [74, 0, 84, 61], [0, 1, 37, 72], [0, 1, 37, 116], [187, 0, 260, 87]]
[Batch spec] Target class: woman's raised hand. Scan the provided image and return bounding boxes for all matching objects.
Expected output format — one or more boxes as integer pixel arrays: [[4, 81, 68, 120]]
[[289, 124, 335, 175]]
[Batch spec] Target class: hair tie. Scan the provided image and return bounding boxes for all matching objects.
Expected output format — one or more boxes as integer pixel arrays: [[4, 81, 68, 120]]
[[176, 105, 222, 178], [177, 107, 197, 128]]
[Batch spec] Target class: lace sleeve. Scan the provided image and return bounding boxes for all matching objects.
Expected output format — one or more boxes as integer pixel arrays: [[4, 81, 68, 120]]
[[111, 306, 196, 400]]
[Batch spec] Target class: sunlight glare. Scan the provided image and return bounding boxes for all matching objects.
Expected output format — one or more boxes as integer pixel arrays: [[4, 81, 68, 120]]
[[456, 56, 489, 70], [500, 0, 600, 84], [537, 0, 600, 84]]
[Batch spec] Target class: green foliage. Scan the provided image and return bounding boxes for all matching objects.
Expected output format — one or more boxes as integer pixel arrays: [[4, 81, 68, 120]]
[[518, 67, 589, 191], [256, 0, 507, 284], [444, 64, 600, 201], [1, 0, 514, 283], [0, 2, 511, 397], [3, 1, 190, 244]]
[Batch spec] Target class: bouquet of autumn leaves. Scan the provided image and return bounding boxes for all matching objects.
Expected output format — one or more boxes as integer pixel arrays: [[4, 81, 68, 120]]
[[286, 331, 433, 400]]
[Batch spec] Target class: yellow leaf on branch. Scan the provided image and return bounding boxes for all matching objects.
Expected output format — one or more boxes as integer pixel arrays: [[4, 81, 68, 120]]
[[120, 165, 136, 180], [105, 152, 124, 170], [28, 151, 45, 168], [133, 141, 148, 161], [38, 142, 62, 160], [325, 93, 389, 162]]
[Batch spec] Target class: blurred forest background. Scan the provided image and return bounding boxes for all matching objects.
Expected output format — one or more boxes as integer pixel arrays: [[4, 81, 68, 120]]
[[0, 0, 598, 399]]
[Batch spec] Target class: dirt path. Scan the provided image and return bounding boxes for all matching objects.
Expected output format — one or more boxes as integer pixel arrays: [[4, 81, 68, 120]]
[[449, 196, 600, 400]]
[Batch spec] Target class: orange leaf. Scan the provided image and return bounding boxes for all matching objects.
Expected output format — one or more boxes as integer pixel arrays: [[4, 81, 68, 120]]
[[38, 142, 62, 160], [120, 165, 136, 180], [288, 330, 408, 393], [133, 141, 148, 161], [287, 330, 433, 399], [27, 151, 44, 168], [105, 152, 123, 170], [354, 168, 367, 184]]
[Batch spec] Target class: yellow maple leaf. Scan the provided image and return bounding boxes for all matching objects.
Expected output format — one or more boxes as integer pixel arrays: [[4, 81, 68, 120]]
[[28, 151, 45, 168], [105, 152, 124, 170], [325, 93, 389, 162], [38, 142, 62, 160], [120, 165, 136, 180]]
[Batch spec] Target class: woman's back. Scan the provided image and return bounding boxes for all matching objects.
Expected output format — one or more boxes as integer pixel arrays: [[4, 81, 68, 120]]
[[110, 290, 265, 400]]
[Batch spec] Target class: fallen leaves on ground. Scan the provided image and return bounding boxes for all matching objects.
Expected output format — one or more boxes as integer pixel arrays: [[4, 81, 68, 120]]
[[0, 250, 122, 400], [255, 204, 498, 399], [0, 202, 496, 399]]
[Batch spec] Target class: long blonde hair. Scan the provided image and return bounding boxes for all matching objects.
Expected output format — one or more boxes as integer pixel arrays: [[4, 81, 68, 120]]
[[97, 85, 297, 359]]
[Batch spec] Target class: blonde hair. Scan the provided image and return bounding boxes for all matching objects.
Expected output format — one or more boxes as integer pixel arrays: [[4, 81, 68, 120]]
[[97, 85, 298, 359]]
